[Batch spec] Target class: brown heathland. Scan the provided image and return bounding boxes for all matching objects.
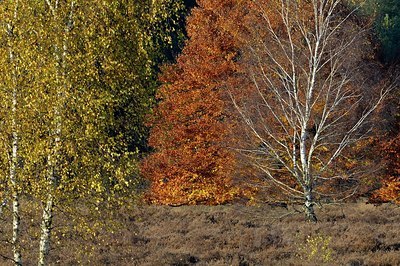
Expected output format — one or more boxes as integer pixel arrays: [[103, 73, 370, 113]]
[[1, 202, 398, 265]]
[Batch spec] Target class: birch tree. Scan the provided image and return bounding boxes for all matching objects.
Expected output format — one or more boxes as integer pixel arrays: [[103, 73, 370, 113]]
[[36, 1, 74, 264], [0, 0, 40, 263], [230, 0, 392, 221], [3, 1, 22, 264]]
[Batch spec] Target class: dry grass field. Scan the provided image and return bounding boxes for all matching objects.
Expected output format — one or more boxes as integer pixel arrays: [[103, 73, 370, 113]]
[[1, 201, 399, 265]]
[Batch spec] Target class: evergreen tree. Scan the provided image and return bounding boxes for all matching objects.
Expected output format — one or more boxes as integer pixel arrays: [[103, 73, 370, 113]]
[[376, 0, 400, 63]]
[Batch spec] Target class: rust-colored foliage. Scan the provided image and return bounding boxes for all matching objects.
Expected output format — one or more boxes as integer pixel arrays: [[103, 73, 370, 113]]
[[141, 0, 250, 205], [373, 131, 400, 204], [371, 74, 400, 204]]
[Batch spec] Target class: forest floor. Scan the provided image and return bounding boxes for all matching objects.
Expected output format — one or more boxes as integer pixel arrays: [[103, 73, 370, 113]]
[[1, 201, 400, 265]]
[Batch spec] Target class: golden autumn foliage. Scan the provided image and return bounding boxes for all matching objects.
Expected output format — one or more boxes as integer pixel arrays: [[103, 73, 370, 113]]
[[0, 0, 191, 263]]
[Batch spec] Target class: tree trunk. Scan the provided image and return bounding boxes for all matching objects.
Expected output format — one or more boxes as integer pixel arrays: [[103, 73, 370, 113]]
[[38, 114, 59, 266], [10, 55, 21, 266], [8, 2, 22, 262], [304, 187, 317, 223], [12, 191, 21, 266], [38, 2, 74, 263], [38, 194, 53, 266], [300, 127, 317, 222], [10, 70, 22, 266], [38, 144, 58, 266], [10, 125, 21, 265]]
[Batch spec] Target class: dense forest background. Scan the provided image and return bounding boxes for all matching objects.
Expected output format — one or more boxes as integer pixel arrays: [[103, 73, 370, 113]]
[[0, 0, 398, 264]]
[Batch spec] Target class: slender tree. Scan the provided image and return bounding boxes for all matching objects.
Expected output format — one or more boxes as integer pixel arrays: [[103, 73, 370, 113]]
[[0, 0, 39, 263], [4, 1, 22, 264]]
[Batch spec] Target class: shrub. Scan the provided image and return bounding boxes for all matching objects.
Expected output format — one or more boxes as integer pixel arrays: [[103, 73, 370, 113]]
[[297, 234, 334, 264]]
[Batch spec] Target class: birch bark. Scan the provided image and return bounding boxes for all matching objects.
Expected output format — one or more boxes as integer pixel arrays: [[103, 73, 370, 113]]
[[38, 2, 75, 265], [7, 1, 22, 263]]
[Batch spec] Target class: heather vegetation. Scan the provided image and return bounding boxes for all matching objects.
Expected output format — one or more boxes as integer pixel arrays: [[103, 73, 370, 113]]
[[1, 202, 399, 265], [0, 0, 398, 265]]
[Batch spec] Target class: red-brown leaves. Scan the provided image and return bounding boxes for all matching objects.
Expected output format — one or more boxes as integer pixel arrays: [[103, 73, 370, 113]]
[[372, 132, 400, 204], [140, 1, 247, 205]]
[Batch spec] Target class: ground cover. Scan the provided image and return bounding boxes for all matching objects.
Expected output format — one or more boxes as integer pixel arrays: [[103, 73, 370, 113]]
[[1, 202, 399, 265]]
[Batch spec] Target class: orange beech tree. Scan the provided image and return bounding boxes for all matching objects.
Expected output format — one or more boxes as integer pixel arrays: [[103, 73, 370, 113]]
[[141, 0, 249, 205]]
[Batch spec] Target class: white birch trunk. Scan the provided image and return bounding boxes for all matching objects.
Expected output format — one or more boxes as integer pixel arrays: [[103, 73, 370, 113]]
[[10, 89, 22, 265], [38, 2, 75, 264], [8, 1, 22, 263], [38, 193, 53, 266], [38, 127, 60, 266], [300, 128, 317, 222], [304, 186, 317, 223]]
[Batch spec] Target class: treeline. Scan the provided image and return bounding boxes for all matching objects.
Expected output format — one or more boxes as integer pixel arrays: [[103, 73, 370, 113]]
[[0, 0, 398, 264], [143, 0, 399, 213]]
